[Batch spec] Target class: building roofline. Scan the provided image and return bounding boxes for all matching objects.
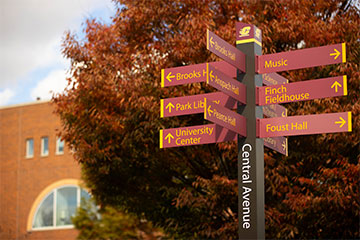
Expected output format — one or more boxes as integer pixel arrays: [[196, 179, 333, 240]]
[[0, 100, 51, 110]]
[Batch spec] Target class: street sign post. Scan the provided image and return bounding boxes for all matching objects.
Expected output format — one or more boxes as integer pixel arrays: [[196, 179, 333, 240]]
[[160, 92, 237, 118], [207, 29, 246, 72], [257, 43, 346, 73], [257, 75, 347, 105], [204, 99, 246, 137], [160, 124, 236, 148], [207, 63, 246, 104], [258, 112, 352, 138]]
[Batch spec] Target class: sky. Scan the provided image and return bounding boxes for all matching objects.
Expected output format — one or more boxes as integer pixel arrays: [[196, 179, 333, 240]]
[[0, 0, 115, 107]]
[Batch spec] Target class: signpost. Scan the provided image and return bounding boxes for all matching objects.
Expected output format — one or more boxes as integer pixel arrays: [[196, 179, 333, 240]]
[[207, 30, 246, 72], [257, 76, 347, 105], [204, 99, 246, 137], [160, 124, 236, 148], [159, 21, 351, 239], [257, 43, 346, 73], [258, 112, 352, 138]]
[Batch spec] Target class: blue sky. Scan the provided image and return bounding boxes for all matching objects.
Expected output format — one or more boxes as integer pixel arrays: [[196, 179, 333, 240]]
[[0, 0, 115, 107]]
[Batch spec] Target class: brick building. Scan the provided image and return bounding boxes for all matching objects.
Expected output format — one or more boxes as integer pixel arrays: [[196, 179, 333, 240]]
[[0, 101, 84, 240]]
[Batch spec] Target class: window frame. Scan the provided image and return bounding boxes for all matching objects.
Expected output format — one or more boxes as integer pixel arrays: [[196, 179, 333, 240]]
[[31, 184, 89, 231], [26, 138, 34, 158], [55, 137, 65, 155], [40, 136, 49, 157]]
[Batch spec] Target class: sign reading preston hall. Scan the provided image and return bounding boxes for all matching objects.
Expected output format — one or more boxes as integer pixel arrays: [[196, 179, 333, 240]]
[[207, 63, 246, 104], [257, 75, 347, 106], [257, 43, 346, 74], [207, 29, 246, 72], [159, 124, 236, 148], [257, 112, 352, 138], [204, 98, 246, 137], [160, 92, 237, 118]]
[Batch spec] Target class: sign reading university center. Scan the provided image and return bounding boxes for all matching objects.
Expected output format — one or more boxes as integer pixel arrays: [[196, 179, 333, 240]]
[[159, 124, 236, 148]]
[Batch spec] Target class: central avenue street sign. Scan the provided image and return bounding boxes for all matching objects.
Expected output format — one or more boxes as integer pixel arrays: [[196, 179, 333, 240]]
[[257, 43, 346, 73], [258, 112, 352, 138], [257, 75, 347, 105]]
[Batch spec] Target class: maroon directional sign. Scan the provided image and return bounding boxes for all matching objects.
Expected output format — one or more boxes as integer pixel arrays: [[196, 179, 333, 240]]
[[161, 61, 236, 87], [207, 64, 246, 104], [258, 112, 352, 138], [204, 99, 246, 137], [207, 29, 246, 72], [257, 75, 347, 106], [160, 124, 236, 148], [262, 73, 288, 86], [160, 92, 237, 118], [264, 136, 288, 156], [257, 43, 346, 73], [263, 104, 287, 118]]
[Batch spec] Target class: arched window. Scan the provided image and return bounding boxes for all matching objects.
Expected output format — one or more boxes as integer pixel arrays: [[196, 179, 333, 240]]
[[28, 180, 91, 230]]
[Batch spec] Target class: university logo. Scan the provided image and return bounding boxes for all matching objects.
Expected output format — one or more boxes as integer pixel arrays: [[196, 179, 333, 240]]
[[239, 26, 251, 37]]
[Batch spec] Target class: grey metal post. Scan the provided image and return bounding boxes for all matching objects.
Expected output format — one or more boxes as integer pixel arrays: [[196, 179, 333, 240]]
[[237, 25, 265, 239]]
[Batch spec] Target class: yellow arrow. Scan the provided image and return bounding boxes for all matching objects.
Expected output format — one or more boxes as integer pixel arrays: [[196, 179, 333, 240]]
[[281, 110, 287, 117], [165, 133, 174, 143], [330, 48, 341, 60], [331, 81, 342, 92], [210, 37, 215, 48], [166, 102, 175, 113], [209, 71, 214, 82], [207, 105, 214, 117], [166, 72, 175, 82], [335, 117, 346, 128]]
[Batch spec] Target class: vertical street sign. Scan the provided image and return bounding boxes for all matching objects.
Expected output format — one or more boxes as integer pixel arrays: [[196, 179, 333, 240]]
[[257, 76, 347, 105], [161, 61, 236, 87], [258, 112, 352, 138], [263, 136, 288, 156], [262, 72, 288, 86], [257, 43, 346, 73], [207, 63, 246, 104], [236, 23, 265, 239], [207, 29, 246, 72], [204, 99, 246, 137], [160, 92, 237, 118], [160, 124, 236, 148]]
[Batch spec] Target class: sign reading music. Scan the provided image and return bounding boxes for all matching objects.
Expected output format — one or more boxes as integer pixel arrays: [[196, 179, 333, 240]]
[[159, 124, 236, 148], [257, 43, 346, 74], [257, 76, 347, 105], [258, 112, 352, 138]]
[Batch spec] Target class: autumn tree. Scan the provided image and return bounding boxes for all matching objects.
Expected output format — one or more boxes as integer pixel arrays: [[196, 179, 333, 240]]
[[53, 0, 359, 238]]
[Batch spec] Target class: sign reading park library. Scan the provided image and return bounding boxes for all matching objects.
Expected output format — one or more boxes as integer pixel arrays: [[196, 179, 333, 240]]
[[159, 22, 351, 239]]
